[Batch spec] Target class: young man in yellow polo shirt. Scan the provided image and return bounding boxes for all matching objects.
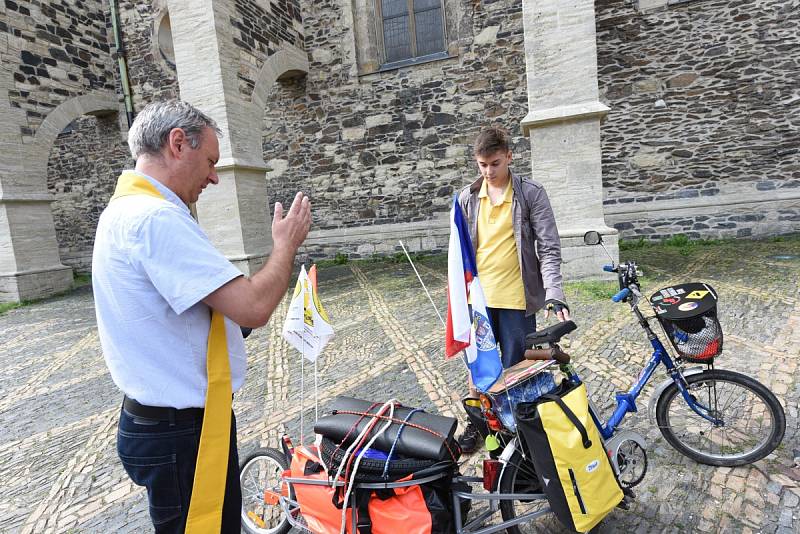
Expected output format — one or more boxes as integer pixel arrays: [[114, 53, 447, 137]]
[[456, 127, 570, 452]]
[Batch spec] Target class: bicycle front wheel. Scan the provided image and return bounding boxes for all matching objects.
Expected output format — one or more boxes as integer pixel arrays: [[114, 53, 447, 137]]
[[655, 369, 785, 466], [240, 447, 292, 534]]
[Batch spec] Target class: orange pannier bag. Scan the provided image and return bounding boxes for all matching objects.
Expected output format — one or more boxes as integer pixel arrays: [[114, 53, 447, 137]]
[[289, 445, 462, 534]]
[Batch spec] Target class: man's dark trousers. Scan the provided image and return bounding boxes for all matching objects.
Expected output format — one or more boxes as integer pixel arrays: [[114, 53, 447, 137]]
[[117, 408, 241, 533], [487, 307, 537, 368]]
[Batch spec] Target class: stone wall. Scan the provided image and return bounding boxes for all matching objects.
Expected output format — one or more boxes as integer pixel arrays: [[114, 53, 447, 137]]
[[117, 0, 180, 109], [4, 0, 117, 139], [261, 0, 532, 256], [31, 1, 177, 274], [232, 0, 304, 99], [595, 0, 800, 240], [6, 0, 800, 282], [46, 115, 132, 272]]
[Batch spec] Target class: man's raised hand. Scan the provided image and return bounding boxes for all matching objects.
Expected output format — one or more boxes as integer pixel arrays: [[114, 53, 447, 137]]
[[272, 191, 311, 250]]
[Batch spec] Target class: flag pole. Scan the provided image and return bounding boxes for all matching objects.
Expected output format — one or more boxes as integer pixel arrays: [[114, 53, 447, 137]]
[[300, 342, 305, 445], [314, 359, 319, 422], [399, 239, 470, 373], [399, 240, 444, 326], [301, 265, 308, 445]]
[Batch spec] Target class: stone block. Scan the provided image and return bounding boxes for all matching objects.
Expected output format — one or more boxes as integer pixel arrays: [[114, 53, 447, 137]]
[[0, 265, 73, 303], [365, 114, 392, 128], [631, 150, 668, 169], [342, 127, 366, 141], [473, 26, 499, 46], [667, 73, 698, 88], [633, 79, 660, 93]]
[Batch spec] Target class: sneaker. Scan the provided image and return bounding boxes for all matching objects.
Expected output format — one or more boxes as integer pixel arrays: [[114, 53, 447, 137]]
[[457, 422, 481, 454]]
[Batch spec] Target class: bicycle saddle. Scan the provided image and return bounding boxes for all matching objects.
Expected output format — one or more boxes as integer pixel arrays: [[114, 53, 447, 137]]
[[525, 320, 577, 347]]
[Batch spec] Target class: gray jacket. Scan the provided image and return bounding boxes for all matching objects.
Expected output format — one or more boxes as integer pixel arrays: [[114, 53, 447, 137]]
[[457, 172, 565, 316]]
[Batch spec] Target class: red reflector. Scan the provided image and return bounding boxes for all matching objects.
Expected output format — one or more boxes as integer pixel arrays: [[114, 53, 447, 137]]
[[263, 489, 280, 505], [483, 459, 501, 491]]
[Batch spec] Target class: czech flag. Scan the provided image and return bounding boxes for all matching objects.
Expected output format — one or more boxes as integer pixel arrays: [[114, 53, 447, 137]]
[[445, 195, 503, 392]]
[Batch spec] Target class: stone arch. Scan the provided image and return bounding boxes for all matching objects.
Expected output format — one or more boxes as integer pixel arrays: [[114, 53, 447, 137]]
[[250, 45, 309, 115], [241, 45, 309, 163], [33, 91, 125, 274], [29, 91, 124, 186]]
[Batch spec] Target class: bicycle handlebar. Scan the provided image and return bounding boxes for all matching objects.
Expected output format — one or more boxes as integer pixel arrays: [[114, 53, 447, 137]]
[[612, 288, 630, 302]]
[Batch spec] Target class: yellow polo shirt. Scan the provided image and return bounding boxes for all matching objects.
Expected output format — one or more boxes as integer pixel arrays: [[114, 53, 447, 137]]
[[476, 180, 526, 310]]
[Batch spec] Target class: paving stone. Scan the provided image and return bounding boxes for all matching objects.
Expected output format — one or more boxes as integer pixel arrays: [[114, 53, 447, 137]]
[[0, 239, 799, 533], [768, 480, 784, 494]]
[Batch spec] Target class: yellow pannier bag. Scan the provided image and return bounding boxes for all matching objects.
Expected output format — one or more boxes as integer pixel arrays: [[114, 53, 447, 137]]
[[515, 382, 623, 532]]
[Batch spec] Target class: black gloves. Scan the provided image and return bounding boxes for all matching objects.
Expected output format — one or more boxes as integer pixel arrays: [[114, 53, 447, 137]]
[[545, 299, 570, 316], [544, 299, 570, 321]]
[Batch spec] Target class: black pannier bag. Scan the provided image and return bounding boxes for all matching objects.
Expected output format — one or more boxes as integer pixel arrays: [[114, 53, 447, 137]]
[[649, 282, 723, 363]]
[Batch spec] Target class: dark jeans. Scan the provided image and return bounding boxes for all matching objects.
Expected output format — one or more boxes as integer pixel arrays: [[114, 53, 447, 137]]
[[117, 407, 241, 534], [487, 307, 537, 368]]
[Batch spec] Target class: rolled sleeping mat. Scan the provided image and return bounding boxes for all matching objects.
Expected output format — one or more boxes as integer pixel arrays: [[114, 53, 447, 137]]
[[314, 396, 460, 462]]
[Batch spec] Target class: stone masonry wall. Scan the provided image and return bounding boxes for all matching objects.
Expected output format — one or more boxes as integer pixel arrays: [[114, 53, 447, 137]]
[[36, 0, 304, 271], [232, 0, 304, 99], [261, 0, 531, 258], [9, 0, 800, 275], [4, 0, 117, 140], [595, 0, 800, 241], [37, 1, 176, 274], [117, 1, 180, 110], [46, 115, 132, 272]]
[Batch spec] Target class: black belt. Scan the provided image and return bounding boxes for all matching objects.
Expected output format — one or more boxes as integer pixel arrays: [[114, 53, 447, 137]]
[[122, 396, 204, 423]]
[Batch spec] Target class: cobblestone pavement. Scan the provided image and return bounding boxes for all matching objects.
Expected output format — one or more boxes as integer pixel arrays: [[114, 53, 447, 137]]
[[1, 237, 799, 533]]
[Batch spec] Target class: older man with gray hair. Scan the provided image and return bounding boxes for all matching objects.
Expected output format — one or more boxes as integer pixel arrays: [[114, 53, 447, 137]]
[[92, 99, 311, 533]]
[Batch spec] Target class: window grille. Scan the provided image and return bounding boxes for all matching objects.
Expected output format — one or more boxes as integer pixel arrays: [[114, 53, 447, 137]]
[[379, 0, 445, 65]]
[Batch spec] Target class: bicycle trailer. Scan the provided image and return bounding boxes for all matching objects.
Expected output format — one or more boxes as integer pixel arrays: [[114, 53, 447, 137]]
[[283, 397, 469, 534], [286, 444, 464, 534]]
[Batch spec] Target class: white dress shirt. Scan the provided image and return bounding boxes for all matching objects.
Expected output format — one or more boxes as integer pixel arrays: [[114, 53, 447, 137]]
[[92, 172, 247, 409]]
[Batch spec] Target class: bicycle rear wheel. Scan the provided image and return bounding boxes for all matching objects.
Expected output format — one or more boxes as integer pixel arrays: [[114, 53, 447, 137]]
[[240, 447, 292, 534], [498, 449, 550, 534], [655, 369, 785, 466]]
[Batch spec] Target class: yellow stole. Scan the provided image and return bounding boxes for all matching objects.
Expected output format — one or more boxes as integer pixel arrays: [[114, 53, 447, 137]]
[[111, 171, 232, 534]]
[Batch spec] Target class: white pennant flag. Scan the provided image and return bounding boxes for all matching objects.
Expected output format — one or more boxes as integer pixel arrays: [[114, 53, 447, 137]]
[[282, 265, 334, 362]]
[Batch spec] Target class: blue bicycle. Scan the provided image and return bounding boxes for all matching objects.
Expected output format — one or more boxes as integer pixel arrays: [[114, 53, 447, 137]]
[[239, 231, 786, 534], [491, 230, 786, 533]]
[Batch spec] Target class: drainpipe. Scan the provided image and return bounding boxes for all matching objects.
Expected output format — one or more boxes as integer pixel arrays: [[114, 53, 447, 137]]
[[109, 0, 134, 127]]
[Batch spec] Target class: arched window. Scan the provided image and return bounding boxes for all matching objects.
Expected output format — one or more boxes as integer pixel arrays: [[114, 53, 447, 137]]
[[378, 0, 446, 66]]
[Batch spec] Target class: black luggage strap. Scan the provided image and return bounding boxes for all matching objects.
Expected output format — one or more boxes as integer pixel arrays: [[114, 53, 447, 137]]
[[355, 489, 372, 534], [540, 393, 593, 449], [304, 461, 323, 476]]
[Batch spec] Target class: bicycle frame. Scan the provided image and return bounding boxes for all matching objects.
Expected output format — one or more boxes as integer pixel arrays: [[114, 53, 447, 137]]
[[589, 299, 724, 442]]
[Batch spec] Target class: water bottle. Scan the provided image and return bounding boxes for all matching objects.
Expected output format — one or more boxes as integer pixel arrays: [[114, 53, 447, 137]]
[[673, 326, 689, 344]]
